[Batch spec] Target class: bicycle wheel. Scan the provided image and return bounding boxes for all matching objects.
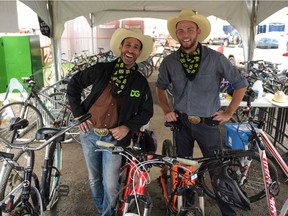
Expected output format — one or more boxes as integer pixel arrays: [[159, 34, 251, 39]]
[[13, 185, 42, 216], [197, 152, 278, 203], [67, 112, 81, 144], [48, 92, 73, 143], [0, 150, 35, 202], [41, 141, 62, 209], [138, 61, 153, 78], [161, 140, 177, 215], [154, 55, 163, 71], [43, 63, 54, 86], [0, 102, 43, 144], [183, 208, 203, 216], [166, 84, 173, 97]]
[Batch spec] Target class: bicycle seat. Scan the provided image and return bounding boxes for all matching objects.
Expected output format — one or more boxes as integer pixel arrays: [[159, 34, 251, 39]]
[[9, 117, 29, 131], [35, 128, 65, 142], [164, 121, 178, 130]]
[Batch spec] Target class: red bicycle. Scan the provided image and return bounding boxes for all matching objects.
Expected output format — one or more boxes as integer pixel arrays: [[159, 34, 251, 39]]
[[97, 126, 157, 216]]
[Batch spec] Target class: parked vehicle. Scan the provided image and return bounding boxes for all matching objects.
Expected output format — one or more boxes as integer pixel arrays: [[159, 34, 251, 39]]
[[228, 30, 242, 45], [203, 29, 230, 47]]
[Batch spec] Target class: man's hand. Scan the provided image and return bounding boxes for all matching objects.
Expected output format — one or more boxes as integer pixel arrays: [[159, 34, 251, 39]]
[[164, 111, 178, 122], [212, 111, 232, 125], [110, 125, 130, 141], [79, 119, 93, 133]]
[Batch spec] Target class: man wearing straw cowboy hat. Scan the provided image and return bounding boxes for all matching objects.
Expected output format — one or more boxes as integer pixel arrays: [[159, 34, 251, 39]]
[[67, 28, 153, 215], [156, 9, 248, 215]]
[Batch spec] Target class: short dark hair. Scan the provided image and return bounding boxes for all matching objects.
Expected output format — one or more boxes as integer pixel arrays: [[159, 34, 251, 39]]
[[121, 37, 143, 51]]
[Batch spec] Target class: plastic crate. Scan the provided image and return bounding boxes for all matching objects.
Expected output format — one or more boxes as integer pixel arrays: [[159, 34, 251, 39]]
[[225, 122, 252, 149]]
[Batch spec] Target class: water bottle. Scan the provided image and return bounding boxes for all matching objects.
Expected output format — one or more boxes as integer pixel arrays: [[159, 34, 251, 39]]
[[252, 80, 263, 100]]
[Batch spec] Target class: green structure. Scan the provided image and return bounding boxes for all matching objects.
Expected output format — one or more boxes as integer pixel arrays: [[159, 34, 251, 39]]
[[0, 35, 43, 93]]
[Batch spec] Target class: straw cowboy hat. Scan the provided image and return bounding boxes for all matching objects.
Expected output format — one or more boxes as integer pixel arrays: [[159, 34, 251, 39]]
[[110, 28, 153, 63], [167, 9, 211, 43]]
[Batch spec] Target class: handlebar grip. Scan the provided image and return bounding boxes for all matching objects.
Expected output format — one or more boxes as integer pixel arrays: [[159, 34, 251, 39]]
[[176, 157, 198, 166], [76, 113, 92, 124], [96, 140, 115, 148]]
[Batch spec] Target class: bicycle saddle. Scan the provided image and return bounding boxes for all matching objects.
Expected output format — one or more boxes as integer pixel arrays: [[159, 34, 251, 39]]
[[35, 127, 65, 142], [9, 117, 29, 131]]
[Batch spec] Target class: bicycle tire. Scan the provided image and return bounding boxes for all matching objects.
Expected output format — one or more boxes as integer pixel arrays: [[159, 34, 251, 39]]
[[41, 141, 62, 209], [48, 92, 74, 143], [0, 150, 35, 201], [13, 185, 42, 216], [126, 190, 152, 215], [166, 84, 173, 97], [161, 140, 177, 215], [197, 152, 278, 203], [138, 61, 153, 78], [67, 112, 81, 144], [183, 208, 203, 216], [154, 55, 163, 71], [0, 102, 43, 144]]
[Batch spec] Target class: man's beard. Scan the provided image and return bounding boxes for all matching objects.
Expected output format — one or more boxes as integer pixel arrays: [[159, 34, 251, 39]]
[[180, 37, 198, 50]]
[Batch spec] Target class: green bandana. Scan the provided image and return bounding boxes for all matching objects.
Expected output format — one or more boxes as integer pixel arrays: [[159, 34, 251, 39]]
[[111, 57, 137, 96], [179, 42, 202, 81]]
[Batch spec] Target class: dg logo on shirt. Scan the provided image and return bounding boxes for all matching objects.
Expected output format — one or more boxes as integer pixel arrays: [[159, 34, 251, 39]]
[[130, 90, 140, 97]]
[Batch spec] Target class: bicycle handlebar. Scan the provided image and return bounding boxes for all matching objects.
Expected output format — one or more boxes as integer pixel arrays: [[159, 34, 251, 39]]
[[0, 113, 92, 151], [97, 140, 213, 167]]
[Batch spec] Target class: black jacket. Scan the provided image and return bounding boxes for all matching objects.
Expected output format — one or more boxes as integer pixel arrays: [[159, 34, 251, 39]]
[[66, 59, 153, 146]]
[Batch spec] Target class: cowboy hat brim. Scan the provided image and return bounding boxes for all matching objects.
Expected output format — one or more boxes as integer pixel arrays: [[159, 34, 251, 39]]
[[110, 28, 153, 63], [167, 9, 211, 43]]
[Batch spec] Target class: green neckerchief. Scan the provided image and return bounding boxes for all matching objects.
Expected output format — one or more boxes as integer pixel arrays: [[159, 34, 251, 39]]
[[111, 57, 137, 96], [179, 42, 202, 81]]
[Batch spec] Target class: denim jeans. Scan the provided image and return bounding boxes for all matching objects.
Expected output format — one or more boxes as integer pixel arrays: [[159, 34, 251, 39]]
[[175, 114, 237, 216], [80, 129, 122, 216]]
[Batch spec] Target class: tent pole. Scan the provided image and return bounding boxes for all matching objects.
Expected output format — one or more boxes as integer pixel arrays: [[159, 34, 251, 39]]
[[48, 0, 61, 82], [90, 13, 95, 54]]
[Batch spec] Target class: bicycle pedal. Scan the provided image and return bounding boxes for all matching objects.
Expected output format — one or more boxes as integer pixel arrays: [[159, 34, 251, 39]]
[[59, 184, 70, 196]]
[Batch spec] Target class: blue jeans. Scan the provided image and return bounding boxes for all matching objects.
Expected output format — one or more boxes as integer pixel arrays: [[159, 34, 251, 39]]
[[176, 114, 237, 216], [80, 130, 122, 216]]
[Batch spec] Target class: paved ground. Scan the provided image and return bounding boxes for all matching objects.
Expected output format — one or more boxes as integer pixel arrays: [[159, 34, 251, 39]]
[[1, 69, 287, 216]]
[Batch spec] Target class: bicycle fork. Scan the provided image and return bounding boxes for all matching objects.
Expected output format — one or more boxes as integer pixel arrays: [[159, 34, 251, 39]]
[[122, 171, 151, 216]]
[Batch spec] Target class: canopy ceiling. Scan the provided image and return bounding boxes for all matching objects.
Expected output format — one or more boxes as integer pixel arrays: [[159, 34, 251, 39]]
[[19, 0, 288, 60], [2, 0, 287, 79]]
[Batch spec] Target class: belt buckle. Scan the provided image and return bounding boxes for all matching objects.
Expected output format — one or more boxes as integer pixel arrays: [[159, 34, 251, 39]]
[[94, 128, 109, 136], [188, 116, 201, 124]]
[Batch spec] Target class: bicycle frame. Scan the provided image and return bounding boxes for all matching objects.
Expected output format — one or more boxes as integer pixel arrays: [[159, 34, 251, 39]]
[[252, 125, 288, 216], [0, 150, 44, 216], [159, 162, 200, 214], [118, 154, 152, 216]]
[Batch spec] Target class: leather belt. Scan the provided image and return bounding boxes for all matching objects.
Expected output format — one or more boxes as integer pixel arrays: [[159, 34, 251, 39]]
[[187, 115, 219, 126], [94, 128, 109, 136]]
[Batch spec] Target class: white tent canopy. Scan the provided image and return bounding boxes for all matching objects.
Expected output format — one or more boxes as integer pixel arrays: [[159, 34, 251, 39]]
[[2, 0, 288, 78]]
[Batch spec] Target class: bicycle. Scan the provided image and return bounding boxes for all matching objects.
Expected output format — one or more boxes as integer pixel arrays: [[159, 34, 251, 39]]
[[138, 56, 154, 78], [0, 113, 91, 216], [0, 76, 80, 144], [97, 136, 256, 216], [42, 53, 75, 86], [200, 92, 288, 215], [95, 125, 156, 216], [152, 44, 176, 71], [159, 121, 206, 216], [96, 140, 203, 216]]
